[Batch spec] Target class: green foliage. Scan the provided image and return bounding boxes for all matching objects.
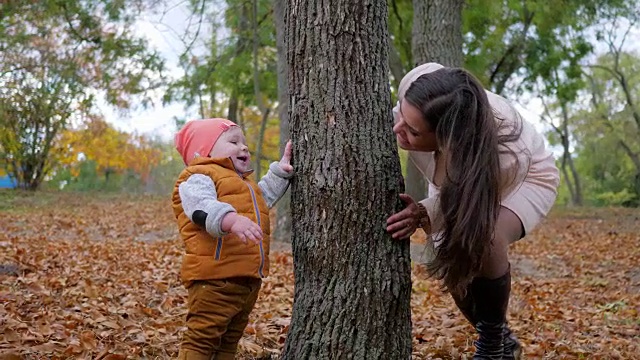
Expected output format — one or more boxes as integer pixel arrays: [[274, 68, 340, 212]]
[[571, 141, 638, 206], [45, 138, 184, 195], [384, 0, 632, 97], [165, 0, 277, 119], [387, 0, 413, 76], [463, 0, 629, 94], [45, 161, 144, 192], [567, 47, 640, 205], [595, 189, 637, 206], [164, 0, 281, 180], [0, 70, 78, 190]]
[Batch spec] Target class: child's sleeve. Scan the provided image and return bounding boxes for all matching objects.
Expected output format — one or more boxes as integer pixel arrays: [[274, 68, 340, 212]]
[[178, 174, 236, 237], [258, 162, 294, 208]]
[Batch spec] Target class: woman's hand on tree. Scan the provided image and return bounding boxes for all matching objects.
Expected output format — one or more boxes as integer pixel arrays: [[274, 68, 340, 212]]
[[386, 194, 421, 240]]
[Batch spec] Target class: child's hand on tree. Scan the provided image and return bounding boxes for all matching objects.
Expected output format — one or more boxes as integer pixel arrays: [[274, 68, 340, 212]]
[[279, 140, 293, 173], [221, 212, 263, 244]]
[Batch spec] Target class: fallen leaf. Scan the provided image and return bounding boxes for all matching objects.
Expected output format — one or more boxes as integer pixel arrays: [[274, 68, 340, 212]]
[[2, 194, 638, 359], [0, 352, 23, 360]]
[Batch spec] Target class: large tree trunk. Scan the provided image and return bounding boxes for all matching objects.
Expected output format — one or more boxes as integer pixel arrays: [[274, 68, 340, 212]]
[[282, 1, 412, 358], [404, 0, 464, 204], [272, 0, 291, 242]]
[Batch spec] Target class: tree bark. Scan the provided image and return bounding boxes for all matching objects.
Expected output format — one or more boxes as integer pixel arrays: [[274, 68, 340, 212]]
[[273, 0, 291, 242], [411, 0, 463, 68], [282, 1, 412, 358], [405, 0, 464, 203]]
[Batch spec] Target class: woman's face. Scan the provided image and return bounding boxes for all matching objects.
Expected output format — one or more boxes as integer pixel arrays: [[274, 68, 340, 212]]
[[393, 99, 438, 152]]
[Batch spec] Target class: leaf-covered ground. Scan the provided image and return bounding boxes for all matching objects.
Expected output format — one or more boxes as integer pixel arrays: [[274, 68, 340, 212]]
[[0, 191, 638, 359]]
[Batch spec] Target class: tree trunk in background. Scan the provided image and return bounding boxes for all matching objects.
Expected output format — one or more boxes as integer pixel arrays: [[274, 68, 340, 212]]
[[405, 161, 426, 201], [254, 107, 271, 179], [405, 0, 464, 202], [412, 0, 463, 67], [273, 0, 291, 242], [619, 141, 640, 200], [227, 89, 239, 124], [560, 103, 583, 206], [281, 0, 412, 358], [616, 65, 640, 201], [228, 3, 251, 126], [251, 0, 269, 178], [388, 38, 405, 90]]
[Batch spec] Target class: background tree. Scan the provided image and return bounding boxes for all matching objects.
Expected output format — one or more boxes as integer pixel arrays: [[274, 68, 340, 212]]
[[281, 1, 412, 358], [532, 29, 590, 206], [572, 52, 640, 205], [387, 0, 412, 87], [272, 0, 292, 242], [57, 117, 162, 184], [464, 0, 627, 95], [537, 7, 640, 206], [402, 0, 464, 202], [164, 0, 280, 176], [0, 0, 164, 190], [539, 85, 585, 206], [586, 15, 640, 201]]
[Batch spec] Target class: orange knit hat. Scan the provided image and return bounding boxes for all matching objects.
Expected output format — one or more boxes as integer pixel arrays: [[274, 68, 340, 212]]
[[174, 118, 238, 165]]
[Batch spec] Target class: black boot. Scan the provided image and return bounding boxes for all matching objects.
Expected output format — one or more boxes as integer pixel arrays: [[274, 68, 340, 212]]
[[502, 327, 522, 360], [451, 281, 522, 359], [451, 287, 476, 325], [470, 269, 512, 359]]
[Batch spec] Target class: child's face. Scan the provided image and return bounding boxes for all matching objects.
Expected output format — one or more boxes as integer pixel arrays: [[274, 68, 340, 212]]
[[209, 126, 251, 172]]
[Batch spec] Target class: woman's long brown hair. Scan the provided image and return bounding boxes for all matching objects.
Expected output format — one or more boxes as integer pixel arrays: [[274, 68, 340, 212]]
[[404, 68, 521, 295]]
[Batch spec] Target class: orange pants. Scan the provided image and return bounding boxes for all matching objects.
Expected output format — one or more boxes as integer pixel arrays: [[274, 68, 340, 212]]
[[177, 277, 262, 360]]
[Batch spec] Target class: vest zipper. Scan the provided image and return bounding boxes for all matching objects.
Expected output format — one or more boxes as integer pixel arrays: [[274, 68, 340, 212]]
[[245, 182, 265, 278], [214, 237, 223, 260], [232, 160, 265, 278]]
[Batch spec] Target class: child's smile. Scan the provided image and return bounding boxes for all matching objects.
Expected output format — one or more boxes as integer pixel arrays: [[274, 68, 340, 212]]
[[209, 126, 252, 173]]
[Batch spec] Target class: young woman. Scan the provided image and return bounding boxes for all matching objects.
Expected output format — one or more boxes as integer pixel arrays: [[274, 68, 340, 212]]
[[386, 63, 559, 359]]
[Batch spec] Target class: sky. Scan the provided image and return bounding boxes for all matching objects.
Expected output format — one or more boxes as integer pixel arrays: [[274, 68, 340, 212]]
[[100, 1, 206, 141], [102, 3, 638, 146], [101, 2, 549, 144]]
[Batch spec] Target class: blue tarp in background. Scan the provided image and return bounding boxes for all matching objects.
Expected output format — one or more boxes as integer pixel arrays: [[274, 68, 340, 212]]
[[0, 175, 17, 189]]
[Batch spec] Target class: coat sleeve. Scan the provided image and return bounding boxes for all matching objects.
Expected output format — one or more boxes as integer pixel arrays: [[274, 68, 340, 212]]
[[258, 162, 293, 208], [178, 173, 236, 237]]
